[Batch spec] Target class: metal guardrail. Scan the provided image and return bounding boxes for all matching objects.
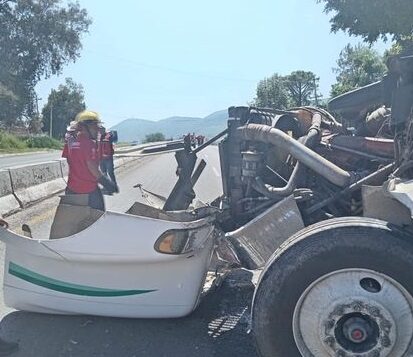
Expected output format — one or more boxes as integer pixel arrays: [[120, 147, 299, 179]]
[[114, 141, 176, 155], [139, 140, 184, 154]]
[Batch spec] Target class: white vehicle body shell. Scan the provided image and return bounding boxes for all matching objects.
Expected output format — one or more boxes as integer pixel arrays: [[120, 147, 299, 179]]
[[0, 210, 216, 318]]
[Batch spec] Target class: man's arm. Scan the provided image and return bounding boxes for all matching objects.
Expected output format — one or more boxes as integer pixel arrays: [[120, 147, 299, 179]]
[[86, 160, 102, 179], [86, 160, 118, 193], [84, 139, 118, 193]]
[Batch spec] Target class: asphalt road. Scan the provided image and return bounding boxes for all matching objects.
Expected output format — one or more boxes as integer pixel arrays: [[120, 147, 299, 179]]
[[0, 146, 138, 170], [0, 151, 61, 169], [0, 146, 259, 357]]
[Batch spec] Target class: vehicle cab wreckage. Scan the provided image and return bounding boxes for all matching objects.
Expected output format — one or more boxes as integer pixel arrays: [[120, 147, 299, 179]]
[[2, 55, 413, 356]]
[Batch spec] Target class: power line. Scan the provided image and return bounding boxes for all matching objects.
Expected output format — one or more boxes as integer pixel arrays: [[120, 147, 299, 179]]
[[84, 48, 258, 83]]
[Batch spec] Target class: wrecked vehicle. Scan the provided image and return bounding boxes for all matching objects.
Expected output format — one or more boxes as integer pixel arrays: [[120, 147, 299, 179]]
[[2, 55, 413, 356]]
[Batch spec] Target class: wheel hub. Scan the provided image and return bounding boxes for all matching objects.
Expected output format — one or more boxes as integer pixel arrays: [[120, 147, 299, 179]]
[[322, 298, 393, 356], [343, 316, 370, 343], [292, 269, 413, 357], [334, 312, 380, 353]]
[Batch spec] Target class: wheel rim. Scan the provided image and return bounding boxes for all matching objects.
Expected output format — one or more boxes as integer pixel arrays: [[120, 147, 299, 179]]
[[292, 269, 413, 357]]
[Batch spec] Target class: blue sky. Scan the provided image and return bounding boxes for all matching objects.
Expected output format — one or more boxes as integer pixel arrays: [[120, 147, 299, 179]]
[[35, 0, 388, 128]]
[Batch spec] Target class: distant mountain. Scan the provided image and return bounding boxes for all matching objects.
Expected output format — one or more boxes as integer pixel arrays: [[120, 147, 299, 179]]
[[111, 109, 228, 142]]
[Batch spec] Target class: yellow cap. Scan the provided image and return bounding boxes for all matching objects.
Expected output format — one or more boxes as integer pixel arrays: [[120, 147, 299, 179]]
[[75, 110, 101, 123]]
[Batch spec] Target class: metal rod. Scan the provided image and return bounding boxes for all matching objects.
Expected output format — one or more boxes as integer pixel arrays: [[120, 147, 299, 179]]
[[265, 165, 288, 184], [192, 128, 229, 155], [304, 162, 395, 216], [191, 159, 207, 186]]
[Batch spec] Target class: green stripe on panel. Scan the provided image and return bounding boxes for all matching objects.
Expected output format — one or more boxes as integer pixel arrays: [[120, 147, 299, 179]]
[[9, 262, 156, 297]]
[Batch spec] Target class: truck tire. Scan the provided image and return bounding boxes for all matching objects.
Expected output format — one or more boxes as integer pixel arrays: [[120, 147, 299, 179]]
[[252, 217, 413, 357]]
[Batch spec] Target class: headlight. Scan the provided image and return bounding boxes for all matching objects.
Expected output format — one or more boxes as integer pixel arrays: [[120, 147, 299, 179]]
[[155, 230, 190, 255], [154, 226, 213, 255]]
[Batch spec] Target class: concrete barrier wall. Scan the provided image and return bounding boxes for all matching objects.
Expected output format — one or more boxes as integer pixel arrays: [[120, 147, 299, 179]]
[[0, 155, 140, 216], [9, 161, 66, 207], [114, 157, 126, 169], [0, 170, 20, 217]]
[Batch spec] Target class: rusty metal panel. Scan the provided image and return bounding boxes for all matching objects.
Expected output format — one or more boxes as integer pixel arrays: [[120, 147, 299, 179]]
[[225, 195, 304, 270], [327, 135, 394, 158]]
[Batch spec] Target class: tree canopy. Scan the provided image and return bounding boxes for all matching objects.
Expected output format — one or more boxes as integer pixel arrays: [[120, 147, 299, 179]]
[[384, 35, 413, 59], [0, 82, 21, 129], [254, 74, 290, 109], [41, 78, 86, 138], [254, 71, 320, 109], [318, 0, 413, 43], [330, 44, 387, 97], [0, 0, 91, 127], [285, 71, 319, 107]]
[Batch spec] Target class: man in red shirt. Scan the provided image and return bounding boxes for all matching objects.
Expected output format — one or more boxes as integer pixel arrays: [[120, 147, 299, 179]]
[[99, 127, 118, 188], [62, 111, 118, 211]]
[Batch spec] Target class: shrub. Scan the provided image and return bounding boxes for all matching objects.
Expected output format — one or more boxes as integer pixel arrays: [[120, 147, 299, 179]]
[[25, 136, 62, 149], [0, 131, 63, 151], [0, 131, 27, 150], [144, 132, 166, 143]]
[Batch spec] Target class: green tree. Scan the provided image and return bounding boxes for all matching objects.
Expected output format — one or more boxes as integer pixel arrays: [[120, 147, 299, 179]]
[[254, 74, 290, 109], [285, 71, 319, 107], [144, 132, 166, 143], [41, 78, 86, 138], [331, 44, 387, 97], [318, 0, 413, 43], [0, 0, 91, 126], [384, 35, 413, 60], [254, 71, 320, 109], [0, 82, 22, 129]]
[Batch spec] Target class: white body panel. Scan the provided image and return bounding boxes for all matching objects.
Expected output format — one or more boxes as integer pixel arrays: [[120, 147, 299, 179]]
[[0, 210, 216, 318]]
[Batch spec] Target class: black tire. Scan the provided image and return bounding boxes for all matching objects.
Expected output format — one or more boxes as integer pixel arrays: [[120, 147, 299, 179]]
[[252, 217, 413, 357]]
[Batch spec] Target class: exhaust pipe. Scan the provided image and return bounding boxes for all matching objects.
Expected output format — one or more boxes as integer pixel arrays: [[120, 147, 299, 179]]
[[239, 123, 351, 187], [252, 114, 322, 198]]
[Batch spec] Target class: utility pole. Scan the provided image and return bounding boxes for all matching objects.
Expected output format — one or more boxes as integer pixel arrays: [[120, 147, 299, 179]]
[[49, 91, 54, 138], [49, 102, 53, 137], [35, 95, 42, 118]]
